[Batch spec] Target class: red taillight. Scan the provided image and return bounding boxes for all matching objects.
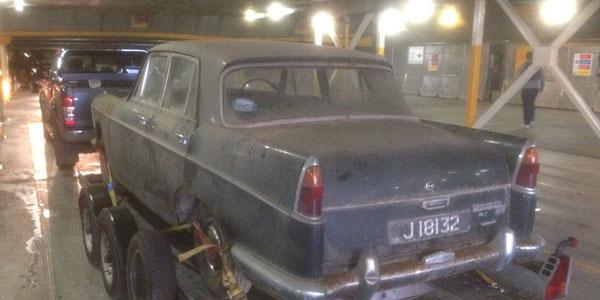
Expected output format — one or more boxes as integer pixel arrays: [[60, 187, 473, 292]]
[[62, 95, 76, 126], [297, 165, 324, 218], [545, 255, 571, 300], [62, 95, 74, 107], [516, 147, 539, 188]]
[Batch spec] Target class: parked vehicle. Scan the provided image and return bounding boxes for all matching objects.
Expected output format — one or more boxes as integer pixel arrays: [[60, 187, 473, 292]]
[[39, 47, 147, 168], [88, 40, 546, 299]]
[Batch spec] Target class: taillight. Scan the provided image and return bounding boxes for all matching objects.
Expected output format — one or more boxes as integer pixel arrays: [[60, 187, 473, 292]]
[[516, 147, 539, 188], [545, 255, 572, 300], [62, 95, 76, 126], [297, 165, 324, 219]]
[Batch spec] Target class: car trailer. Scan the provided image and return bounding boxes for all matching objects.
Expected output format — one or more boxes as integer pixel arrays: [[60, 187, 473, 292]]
[[76, 171, 575, 300]]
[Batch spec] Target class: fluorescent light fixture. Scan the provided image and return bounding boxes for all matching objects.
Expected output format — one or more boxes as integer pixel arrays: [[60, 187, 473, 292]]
[[244, 8, 266, 22], [404, 0, 435, 24], [378, 8, 407, 36], [540, 0, 577, 25], [266, 2, 294, 21], [312, 12, 335, 45], [15, 0, 24, 12], [438, 5, 461, 28]]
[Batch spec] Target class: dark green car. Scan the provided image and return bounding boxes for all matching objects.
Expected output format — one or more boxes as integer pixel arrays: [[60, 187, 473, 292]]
[[91, 40, 544, 299]]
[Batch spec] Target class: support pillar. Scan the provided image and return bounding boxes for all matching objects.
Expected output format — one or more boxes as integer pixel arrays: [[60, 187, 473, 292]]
[[464, 0, 486, 127], [377, 31, 385, 56], [0, 35, 11, 124]]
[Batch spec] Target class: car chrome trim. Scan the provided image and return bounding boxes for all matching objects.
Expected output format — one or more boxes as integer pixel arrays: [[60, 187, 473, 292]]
[[231, 228, 543, 300], [292, 157, 325, 223], [323, 183, 510, 212], [510, 184, 538, 195], [511, 140, 538, 194], [421, 197, 450, 211]]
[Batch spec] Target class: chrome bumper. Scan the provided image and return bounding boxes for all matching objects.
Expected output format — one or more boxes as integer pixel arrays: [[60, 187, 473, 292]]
[[231, 228, 545, 300]]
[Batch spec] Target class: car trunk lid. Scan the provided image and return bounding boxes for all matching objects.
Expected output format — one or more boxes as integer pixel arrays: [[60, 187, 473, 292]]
[[241, 118, 511, 273]]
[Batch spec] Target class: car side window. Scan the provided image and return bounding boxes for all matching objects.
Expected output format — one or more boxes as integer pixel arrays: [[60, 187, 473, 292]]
[[162, 56, 196, 114], [135, 54, 169, 106]]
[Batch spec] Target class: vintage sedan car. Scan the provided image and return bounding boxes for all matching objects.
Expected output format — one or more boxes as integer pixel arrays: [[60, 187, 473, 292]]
[[90, 40, 544, 299]]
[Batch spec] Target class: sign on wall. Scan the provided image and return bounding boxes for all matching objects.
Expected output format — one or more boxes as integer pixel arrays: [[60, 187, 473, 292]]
[[573, 53, 593, 77], [428, 53, 440, 72], [408, 47, 424, 64]]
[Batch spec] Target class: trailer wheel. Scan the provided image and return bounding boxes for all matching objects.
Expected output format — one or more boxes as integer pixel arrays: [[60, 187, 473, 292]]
[[195, 220, 252, 298], [126, 230, 176, 300], [98, 207, 137, 299], [78, 184, 112, 268]]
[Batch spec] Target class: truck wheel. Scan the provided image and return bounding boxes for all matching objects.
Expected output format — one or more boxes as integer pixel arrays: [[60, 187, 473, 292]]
[[78, 184, 112, 268], [98, 207, 137, 299], [195, 221, 252, 298], [126, 230, 176, 300], [53, 139, 78, 169]]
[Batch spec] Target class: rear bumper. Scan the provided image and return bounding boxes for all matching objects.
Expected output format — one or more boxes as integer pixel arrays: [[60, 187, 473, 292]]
[[231, 228, 545, 300]]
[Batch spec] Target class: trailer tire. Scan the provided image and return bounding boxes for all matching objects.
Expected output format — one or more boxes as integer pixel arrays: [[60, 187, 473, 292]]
[[126, 230, 176, 300], [98, 207, 137, 300], [78, 185, 112, 268]]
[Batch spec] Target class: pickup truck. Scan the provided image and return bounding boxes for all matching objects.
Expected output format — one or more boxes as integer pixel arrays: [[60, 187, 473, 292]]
[[89, 40, 545, 299], [39, 47, 147, 168]]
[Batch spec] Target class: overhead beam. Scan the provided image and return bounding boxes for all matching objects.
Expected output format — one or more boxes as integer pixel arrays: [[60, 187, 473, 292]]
[[349, 13, 374, 50]]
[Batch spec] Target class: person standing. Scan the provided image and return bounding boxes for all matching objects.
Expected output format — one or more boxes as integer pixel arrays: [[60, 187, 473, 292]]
[[516, 51, 545, 128]]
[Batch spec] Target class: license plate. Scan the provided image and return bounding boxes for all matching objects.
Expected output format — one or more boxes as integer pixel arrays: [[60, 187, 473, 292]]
[[388, 210, 471, 245]]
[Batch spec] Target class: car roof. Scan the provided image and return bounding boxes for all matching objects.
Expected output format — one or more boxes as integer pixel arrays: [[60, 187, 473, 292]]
[[151, 39, 391, 68]]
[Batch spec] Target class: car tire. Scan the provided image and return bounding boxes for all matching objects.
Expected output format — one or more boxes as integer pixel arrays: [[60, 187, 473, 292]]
[[126, 230, 176, 300], [53, 139, 78, 169], [78, 184, 113, 268], [97, 207, 137, 300], [195, 220, 252, 299]]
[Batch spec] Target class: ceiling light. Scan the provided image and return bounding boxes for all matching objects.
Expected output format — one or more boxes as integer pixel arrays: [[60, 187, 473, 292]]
[[266, 2, 294, 21], [378, 8, 407, 36], [312, 11, 336, 45], [15, 0, 24, 12], [540, 0, 577, 25], [438, 5, 461, 28], [23, 52, 31, 58], [244, 8, 266, 22], [404, 0, 435, 24]]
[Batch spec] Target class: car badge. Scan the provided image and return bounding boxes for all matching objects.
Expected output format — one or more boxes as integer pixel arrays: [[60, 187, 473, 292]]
[[422, 197, 450, 211], [424, 181, 436, 193]]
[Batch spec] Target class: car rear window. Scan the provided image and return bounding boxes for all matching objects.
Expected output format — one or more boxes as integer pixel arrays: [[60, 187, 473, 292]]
[[223, 65, 411, 125], [59, 50, 146, 74]]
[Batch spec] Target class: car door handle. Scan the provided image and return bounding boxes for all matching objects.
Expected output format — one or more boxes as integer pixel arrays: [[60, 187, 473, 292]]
[[174, 132, 189, 146]]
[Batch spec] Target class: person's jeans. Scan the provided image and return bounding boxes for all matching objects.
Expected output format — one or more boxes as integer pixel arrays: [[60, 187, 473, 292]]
[[521, 88, 539, 125]]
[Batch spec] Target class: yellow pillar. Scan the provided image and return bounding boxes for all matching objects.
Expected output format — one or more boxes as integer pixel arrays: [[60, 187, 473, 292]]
[[0, 35, 11, 103], [377, 32, 385, 56], [465, 0, 486, 127]]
